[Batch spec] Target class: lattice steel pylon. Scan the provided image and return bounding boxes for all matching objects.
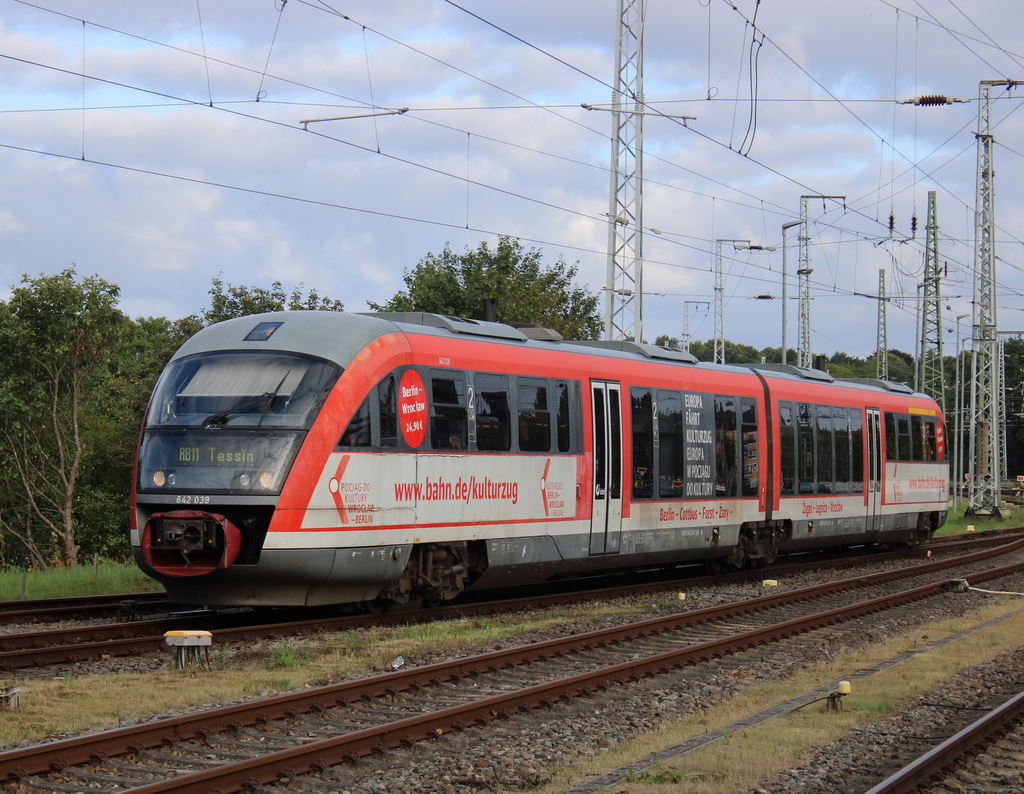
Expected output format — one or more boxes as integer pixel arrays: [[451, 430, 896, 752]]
[[604, 0, 646, 342], [682, 300, 709, 353], [877, 269, 888, 380], [797, 211, 812, 369], [797, 195, 845, 369], [916, 191, 946, 409], [714, 240, 749, 364], [968, 80, 1020, 517]]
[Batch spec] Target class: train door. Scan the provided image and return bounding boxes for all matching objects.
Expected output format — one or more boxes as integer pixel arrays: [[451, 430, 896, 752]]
[[866, 408, 882, 532], [590, 381, 623, 555]]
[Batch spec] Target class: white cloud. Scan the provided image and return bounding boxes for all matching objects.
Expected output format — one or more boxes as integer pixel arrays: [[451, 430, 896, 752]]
[[0, 0, 1019, 358]]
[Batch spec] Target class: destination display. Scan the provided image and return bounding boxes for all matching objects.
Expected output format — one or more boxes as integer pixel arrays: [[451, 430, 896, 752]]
[[138, 431, 301, 493]]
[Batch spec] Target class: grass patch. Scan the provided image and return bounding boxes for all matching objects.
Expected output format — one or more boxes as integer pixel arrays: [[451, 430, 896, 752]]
[[0, 561, 161, 601], [267, 644, 307, 669], [623, 763, 724, 784], [937, 504, 1022, 536]]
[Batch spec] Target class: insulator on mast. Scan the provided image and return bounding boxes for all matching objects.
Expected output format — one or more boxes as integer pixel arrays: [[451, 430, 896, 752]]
[[911, 214, 918, 236], [888, 213, 895, 235]]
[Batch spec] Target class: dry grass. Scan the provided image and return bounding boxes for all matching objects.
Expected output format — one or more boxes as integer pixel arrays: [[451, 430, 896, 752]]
[[0, 600, 642, 746], [5, 589, 1023, 794], [515, 600, 1024, 794]]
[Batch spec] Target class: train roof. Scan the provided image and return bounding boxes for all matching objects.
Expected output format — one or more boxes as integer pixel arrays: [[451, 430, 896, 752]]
[[172, 310, 931, 403]]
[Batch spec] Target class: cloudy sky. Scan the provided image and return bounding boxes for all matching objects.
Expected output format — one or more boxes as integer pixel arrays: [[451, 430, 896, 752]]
[[1, 0, 1023, 362]]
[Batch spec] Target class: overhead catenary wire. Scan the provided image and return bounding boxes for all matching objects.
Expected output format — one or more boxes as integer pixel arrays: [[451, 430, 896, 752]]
[[3, 0, 997, 263], [13, 0, 1020, 254], [4, 0, 1024, 346], [17, 0, 976, 257]]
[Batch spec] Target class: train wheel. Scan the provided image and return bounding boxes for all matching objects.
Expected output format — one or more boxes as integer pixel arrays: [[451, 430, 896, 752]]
[[726, 548, 748, 571], [706, 558, 725, 576], [360, 598, 388, 614]]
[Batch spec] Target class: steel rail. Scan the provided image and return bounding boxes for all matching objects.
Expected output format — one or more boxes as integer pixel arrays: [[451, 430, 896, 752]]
[[4, 554, 1024, 785], [71, 573, 1013, 794], [0, 592, 168, 626], [1, 535, 1023, 672], [864, 689, 1024, 794], [0, 592, 166, 615]]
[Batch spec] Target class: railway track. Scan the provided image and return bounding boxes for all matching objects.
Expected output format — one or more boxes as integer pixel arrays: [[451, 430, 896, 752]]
[[3, 543, 1024, 793], [0, 532, 1018, 673], [0, 592, 167, 627], [867, 685, 1024, 793]]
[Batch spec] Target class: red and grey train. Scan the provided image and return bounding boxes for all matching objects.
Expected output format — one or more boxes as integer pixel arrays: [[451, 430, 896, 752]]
[[131, 310, 949, 608]]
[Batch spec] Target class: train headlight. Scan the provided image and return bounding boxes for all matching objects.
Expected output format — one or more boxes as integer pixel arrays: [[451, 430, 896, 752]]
[[238, 474, 251, 488], [152, 471, 166, 487], [259, 472, 274, 489]]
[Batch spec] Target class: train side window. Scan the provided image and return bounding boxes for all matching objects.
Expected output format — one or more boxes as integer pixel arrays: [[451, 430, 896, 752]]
[[816, 405, 833, 493], [609, 388, 622, 499], [631, 388, 654, 499], [740, 397, 758, 497], [779, 403, 796, 496], [556, 381, 572, 452], [897, 414, 912, 461], [378, 374, 397, 447], [430, 372, 467, 449], [518, 379, 551, 452], [714, 395, 738, 498], [339, 396, 371, 447], [884, 413, 897, 460], [475, 373, 511, 451], [910, 415, 930, 461], [850, 409, 864, 493], [659, 390, 684, 498], [797, 403, 815, 494], [594, 388, 606, 492], [833, 407, 850, 493], [922, 417, 937, 461]]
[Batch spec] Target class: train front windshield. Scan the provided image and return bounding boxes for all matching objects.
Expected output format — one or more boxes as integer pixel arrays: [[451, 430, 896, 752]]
[[137, 350, 340, 494]]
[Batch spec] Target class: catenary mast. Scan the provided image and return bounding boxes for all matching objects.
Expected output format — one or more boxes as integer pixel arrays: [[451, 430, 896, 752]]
[[916, 191, 945, 409], [967, 80, 1020, 517], [604, 0, 646, 342]]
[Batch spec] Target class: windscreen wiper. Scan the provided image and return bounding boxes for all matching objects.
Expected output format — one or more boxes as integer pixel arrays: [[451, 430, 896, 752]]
[[203, 371, 291, 429]]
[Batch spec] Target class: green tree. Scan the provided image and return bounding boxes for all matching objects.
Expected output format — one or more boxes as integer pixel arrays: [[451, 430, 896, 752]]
[[73, 315, 195, 560], [186, 275, 345, 327], [369, 237, 602, 340], [0, 269, 129, 566]]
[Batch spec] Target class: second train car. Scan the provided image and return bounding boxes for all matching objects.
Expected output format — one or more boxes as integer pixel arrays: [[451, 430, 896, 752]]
[[130, 310, 949, 607]]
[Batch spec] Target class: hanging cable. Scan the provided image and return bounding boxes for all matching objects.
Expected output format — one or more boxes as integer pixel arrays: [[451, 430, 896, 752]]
[[738, 1, 764, 156], [361, 26, 381, 152], [255, 0, 288, 101], [196, 0, 214, 106], [80, 19, 85, 160]]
